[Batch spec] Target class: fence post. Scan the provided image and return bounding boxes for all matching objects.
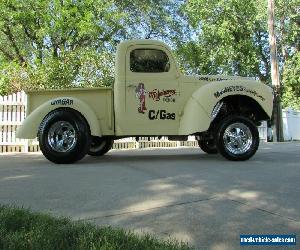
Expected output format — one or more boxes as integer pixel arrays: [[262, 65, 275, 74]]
[[135, 139, 140, 149], [23, 140, 29, 153]]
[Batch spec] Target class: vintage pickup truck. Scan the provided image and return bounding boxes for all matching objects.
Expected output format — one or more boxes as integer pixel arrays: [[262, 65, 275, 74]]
[[16, 40, 273, 163]]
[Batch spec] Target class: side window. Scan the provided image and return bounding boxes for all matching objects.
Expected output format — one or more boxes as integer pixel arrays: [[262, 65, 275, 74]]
[[130, 49, 170, 73]]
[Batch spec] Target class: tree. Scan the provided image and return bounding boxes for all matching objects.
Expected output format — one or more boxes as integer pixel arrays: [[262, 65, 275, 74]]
[[115, 0, 187, 42], [276, 0, 300, 110], [0, 0, 187, 95], [282, 52, 300, 110], [0, 0, 125, 63], [0, 0, 126, 94], [268, 0, 283, 142], [179, 0, 269, 81], [275, 0, 300, 62], [180, 0, 299, 109]]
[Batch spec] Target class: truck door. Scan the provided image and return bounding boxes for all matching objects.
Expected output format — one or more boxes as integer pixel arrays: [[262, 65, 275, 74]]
[[123, 45, 180, 135]]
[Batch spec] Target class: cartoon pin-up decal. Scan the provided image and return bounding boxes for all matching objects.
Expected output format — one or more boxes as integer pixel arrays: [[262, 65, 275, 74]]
[[135, 83, 147, 113], [134, 83, 180, 114]]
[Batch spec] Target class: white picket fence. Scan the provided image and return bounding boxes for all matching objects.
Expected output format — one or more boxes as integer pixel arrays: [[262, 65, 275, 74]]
[[0, 92, 31, 153], [283, 108, 300, 141], [0, 91, 287, 153]]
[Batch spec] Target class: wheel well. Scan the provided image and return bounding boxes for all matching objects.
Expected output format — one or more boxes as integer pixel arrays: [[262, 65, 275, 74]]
[[214, 95, 269, 125]]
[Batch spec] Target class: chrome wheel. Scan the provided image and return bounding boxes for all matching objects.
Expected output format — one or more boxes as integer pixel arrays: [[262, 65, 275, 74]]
[[47, 121, 77, 153], [223, 122, 252, 155]]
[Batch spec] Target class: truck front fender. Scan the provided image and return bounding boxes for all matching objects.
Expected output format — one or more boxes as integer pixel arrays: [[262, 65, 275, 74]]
[[16, 97, 101, 139], [179, 80, 273, 135], [193, 80, 273, 118], [178, 97, 210, 135]]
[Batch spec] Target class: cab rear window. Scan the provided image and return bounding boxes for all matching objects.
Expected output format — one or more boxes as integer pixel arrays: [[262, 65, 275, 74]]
[[130, 49, 170, 73]]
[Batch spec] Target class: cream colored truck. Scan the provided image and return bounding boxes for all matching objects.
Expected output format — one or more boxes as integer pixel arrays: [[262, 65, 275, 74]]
[[16, 40, 273, 163]]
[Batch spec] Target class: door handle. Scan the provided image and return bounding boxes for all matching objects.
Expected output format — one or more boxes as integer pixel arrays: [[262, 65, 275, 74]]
[[127, 84, 136, 88]]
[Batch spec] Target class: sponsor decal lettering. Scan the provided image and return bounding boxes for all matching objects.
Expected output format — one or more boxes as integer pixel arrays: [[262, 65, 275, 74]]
[[214, 85, 265, 101], [148, 110, 176, 120], [214, 86, 245, 98], [51, 99, 74, 105], [163, 96, 176, 103], [148, 89, 177, 101], [199, 76, 228, 82]]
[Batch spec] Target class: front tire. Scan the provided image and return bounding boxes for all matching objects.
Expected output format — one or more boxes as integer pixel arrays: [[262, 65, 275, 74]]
[[38, 109, 91, 164], [216, 116, 259, 161], [88, 137, 114, 156]]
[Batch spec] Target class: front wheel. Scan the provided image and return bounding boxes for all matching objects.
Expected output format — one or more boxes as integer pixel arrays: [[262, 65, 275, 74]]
[[216, 116, 259, 161]]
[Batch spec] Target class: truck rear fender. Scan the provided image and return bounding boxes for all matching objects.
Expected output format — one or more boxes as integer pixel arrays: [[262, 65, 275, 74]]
[[16, 97, 101, 139]]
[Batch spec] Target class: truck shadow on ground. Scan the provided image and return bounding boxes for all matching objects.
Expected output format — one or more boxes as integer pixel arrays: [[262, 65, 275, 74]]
[[81, 149, 300, 166], [1, 148, 299, 167], [84, 152, 223, 165]]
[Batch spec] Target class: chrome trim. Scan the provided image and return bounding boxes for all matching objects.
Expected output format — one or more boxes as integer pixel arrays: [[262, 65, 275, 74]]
[[211, 102, 223, 121]]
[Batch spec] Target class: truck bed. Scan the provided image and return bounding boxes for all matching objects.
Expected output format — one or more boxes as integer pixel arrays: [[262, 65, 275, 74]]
[[26, 87, 114, 135]]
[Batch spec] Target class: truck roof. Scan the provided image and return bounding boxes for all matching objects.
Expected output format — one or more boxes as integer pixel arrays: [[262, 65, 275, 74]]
[[117, 39, 171, 49]]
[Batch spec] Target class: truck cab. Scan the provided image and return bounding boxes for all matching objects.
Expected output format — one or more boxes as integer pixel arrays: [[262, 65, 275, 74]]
[[17, 39, 273, 163], [114, 40, 182, 135]]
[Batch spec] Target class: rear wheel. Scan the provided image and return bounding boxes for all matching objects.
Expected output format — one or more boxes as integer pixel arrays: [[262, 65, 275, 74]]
[[38, 109, 91, 164], [88, 137, 114, 156], [216, 115, 259, 161], [198, 140, 218, 154]]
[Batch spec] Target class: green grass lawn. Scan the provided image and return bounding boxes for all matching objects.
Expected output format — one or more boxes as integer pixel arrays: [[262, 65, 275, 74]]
[[0, 205, 193, 250]]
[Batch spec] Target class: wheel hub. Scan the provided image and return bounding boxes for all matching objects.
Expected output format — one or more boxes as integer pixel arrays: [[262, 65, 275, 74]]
[[223, 122, 253, 155], [48, 121, 77, 152]]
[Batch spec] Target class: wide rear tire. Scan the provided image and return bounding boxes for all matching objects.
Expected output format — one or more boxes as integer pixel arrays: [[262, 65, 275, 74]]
[[215, 115, 259, 161], [38, 108, 91, 164]]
